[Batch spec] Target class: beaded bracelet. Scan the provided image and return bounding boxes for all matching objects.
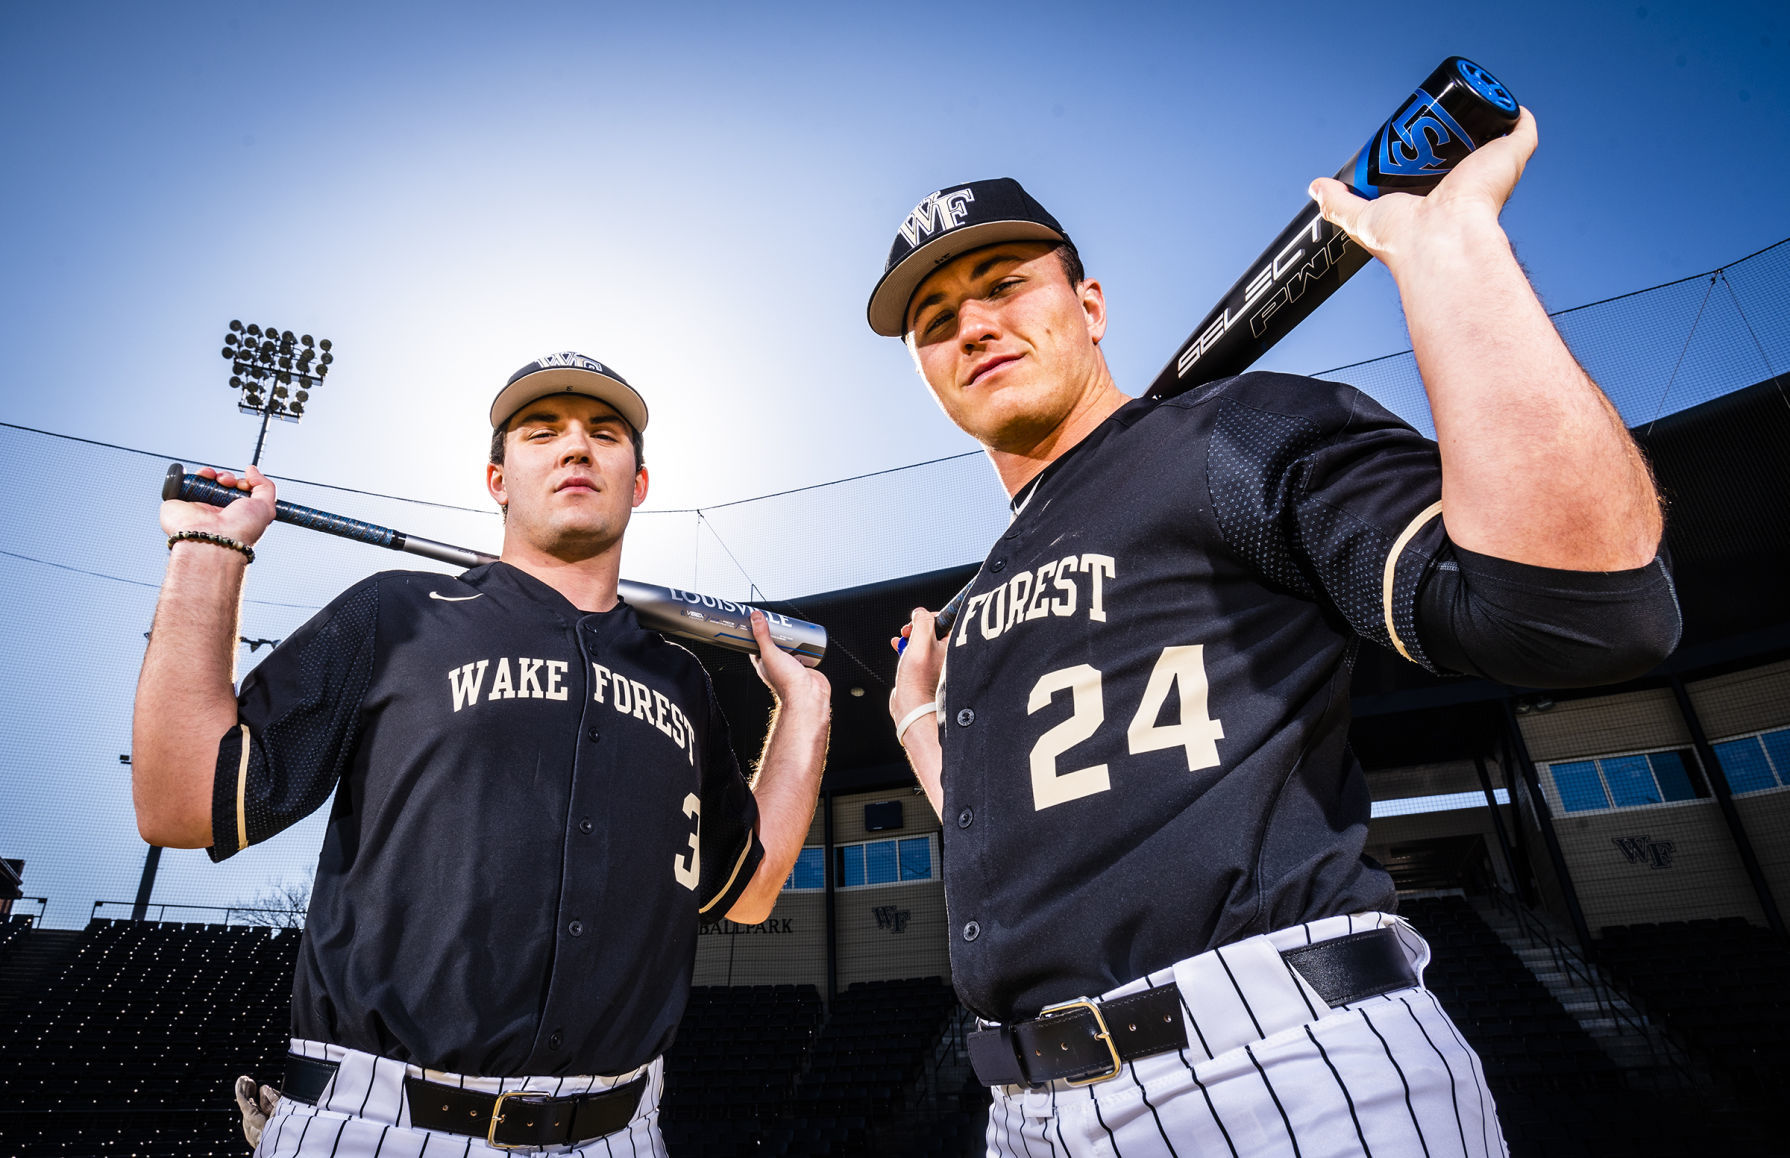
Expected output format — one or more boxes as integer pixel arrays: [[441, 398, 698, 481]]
[[168, 530, 255, 564]]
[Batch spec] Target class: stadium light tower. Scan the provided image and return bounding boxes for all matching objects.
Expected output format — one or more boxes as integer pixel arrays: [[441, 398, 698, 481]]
[[221, 320, 335, 465]]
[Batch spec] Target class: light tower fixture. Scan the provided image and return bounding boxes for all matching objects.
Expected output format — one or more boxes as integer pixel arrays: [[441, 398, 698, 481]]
[[221, 319, 336, 464]]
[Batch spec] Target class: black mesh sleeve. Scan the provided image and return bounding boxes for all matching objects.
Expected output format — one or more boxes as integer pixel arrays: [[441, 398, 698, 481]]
[[694, 676, 764, 923], [1207, 373, 1450, 671], [1415, 543, 1681, 688], [207, 578, 380, 861]]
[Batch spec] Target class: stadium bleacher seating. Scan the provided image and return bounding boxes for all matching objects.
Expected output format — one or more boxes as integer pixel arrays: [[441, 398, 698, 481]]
[[1405, 895, 1775, 1156], [661, 977, 972, 1157], [0, 912, 36, 959], [1598, 916, 1790, 1097], [0, 918, 299, 1157], [2, 906, 1780, 1155]]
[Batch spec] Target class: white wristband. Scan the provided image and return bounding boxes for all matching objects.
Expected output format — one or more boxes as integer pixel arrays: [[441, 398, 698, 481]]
[[895, 701, 939, 746]]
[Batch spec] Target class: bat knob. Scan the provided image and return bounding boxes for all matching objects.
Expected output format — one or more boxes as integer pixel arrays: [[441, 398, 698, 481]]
[[163, 463, 186, 502]]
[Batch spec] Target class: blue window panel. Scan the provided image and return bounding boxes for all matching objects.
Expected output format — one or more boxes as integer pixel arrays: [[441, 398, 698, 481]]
[[786, 847, 824, 891], [1601, 756, 1661, 807], [1715, 738, 1777, 794], [1763, 730, 1790, 785], [835, 844, 865, 888], [864, 841, 898, 885], [1647, 750, 1701, 801], [898, 837, 932, 880], [1551, 761, 1609, 812]]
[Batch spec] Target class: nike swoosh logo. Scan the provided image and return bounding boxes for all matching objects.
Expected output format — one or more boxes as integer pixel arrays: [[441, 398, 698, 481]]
[[429, 591, 484, 602]]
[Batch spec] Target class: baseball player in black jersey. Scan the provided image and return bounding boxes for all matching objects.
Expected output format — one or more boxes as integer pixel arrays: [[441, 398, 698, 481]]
[[132, 353, 831, 1155], [874, 114, 1678, 1157]]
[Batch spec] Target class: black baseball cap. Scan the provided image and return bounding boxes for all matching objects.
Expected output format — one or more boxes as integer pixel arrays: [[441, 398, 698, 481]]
[[866, 178, 1070, 337], [489, 351, 649, 432]]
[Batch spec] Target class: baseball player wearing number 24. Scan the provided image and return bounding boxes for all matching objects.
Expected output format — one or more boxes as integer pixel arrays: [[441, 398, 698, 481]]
[[132, 354, 830, 1155], [876, 114, 1679, 1157]]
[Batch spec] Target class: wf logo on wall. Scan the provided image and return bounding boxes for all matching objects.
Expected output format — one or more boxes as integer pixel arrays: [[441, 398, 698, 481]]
[[872, 906, 911, 934], [1612, 835, 1677, 870]]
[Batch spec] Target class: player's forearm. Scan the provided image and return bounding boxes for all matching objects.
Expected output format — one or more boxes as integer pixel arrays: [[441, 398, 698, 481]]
[[727, 695, 830, 923], [901, 728, 943, 818], [1392, 214, 1662, 571], [131, 545, 244, 848]]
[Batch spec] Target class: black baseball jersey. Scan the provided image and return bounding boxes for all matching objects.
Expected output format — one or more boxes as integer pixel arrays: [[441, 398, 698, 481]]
[[207, 561, 763, 1077], [934, 370, 1677, 1023]]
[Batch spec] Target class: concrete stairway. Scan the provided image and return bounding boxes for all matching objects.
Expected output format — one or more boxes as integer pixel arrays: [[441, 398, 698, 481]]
[[1467, 894, 1691, 1078]]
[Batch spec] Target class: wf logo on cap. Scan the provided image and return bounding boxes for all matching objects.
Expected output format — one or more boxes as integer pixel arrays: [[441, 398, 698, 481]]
[[532, 352, 611, 375], [898, 188, 976, 246]]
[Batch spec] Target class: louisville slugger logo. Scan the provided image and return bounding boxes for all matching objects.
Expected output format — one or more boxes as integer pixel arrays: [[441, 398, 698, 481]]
[[898, 188, 975, 246], [664, 588, 796, 627], [1375, 89, 1472, 178]]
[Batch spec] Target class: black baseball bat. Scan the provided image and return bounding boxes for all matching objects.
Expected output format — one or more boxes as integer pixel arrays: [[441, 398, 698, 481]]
[[919, 56, 1519, 643], [163, 464, 828, 667]]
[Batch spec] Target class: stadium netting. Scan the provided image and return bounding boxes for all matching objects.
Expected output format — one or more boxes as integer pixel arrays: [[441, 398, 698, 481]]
[[1, 237, 1787, 1156]]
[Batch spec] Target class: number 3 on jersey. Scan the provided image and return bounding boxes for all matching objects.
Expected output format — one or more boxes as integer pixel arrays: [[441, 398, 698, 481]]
[[1027, 645, 1224, 810], [674, 793, 701, 889]]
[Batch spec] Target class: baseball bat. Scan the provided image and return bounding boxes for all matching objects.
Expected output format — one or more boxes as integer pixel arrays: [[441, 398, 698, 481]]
[[163, 464, 828, 667], [916, 56, 1519, 644]]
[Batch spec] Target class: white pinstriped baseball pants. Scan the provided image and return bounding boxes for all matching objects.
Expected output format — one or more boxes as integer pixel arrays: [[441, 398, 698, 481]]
[[983, 913, 1508, 1158], [252, 1039, 666, 1157]]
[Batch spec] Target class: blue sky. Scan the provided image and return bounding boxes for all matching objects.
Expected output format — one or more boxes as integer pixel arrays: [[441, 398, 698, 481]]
[[1, 1, 1784, 924], [3, 1, 1784, 510]]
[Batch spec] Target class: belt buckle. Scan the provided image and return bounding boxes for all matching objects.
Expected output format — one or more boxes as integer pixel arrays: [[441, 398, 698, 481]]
[[487, 1089, 552, 1151], [1038, 998, 1121, 1086]]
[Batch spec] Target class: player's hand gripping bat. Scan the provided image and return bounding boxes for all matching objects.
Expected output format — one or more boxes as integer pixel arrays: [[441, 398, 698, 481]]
[[913, 56, 1520, 644], [163, 464, 828, 667]]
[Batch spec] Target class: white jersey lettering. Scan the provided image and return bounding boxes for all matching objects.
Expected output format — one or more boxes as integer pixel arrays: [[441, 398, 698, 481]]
[[489, 657, 515, 700], [517, 657, 545, 699], [1081, 554, 1116, 622], [448, 660, 490, 712]]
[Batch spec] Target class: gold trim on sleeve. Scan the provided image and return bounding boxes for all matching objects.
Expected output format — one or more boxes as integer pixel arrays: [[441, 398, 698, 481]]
[[698, 839, 756, 915], [234, 724, 251, 853], [1382, 501, 1445, 664]]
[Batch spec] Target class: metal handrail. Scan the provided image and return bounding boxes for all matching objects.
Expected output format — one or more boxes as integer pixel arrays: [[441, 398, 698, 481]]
[[1485, 884, 1693, 1080], [2, 897, 48, 923], [89, 899, 306, 926]]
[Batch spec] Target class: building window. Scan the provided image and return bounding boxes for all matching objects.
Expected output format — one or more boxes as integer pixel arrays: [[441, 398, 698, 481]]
[[780, 836, 940, 891], [1711, 726, 1790, 795], [785, 846, 825, 890], [1543, 747, 1709, 813]]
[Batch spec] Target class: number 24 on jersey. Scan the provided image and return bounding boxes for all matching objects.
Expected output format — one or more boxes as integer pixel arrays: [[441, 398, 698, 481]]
[[1026, 645, 1225, 811]]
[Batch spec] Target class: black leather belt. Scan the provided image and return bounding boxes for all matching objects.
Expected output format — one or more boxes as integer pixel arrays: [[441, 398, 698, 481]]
[[283, 1053, 646, 1150], [967, 928, 1416, 1088]]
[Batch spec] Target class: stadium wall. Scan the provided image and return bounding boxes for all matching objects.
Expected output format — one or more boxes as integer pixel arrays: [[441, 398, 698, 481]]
[[692, 787, 950, 991], [1514, 660, 1790, 935]]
